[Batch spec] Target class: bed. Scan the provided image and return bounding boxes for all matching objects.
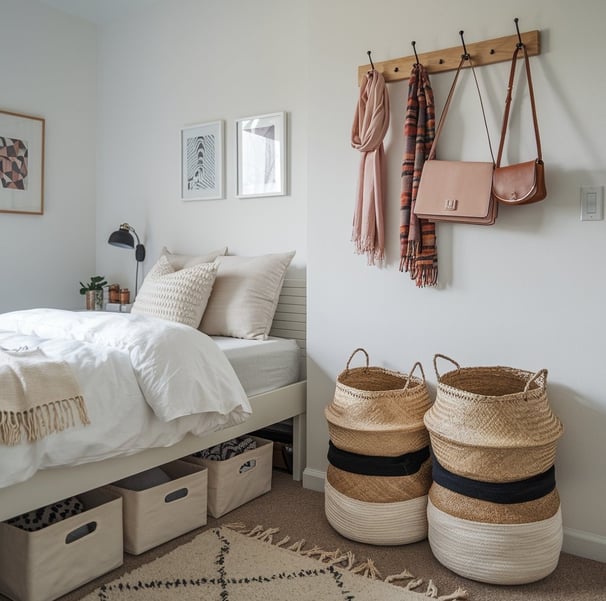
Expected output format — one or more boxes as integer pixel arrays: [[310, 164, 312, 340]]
[[0, 272, 306, 524]]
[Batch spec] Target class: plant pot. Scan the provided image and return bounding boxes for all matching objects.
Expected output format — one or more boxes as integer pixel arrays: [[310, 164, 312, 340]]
[[85, 289, 103, 311]]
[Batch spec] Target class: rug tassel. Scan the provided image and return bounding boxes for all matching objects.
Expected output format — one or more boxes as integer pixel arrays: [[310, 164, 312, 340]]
[[351, 559, 382, 580], [385, 569, 415, 584], [275, 535, 291, 547], [437, 588, 469, 601], [287, 539, 306, 552], [405, 577, 424, 591], [425, 579, 438, 598]]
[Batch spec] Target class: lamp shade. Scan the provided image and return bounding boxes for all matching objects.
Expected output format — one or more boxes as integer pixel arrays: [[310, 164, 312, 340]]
[[108, 228, 134, 249], [107, 222, 146, 297]]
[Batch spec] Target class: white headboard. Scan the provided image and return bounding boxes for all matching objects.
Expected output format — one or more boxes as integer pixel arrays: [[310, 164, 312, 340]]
[[270, 278, 306, 375]]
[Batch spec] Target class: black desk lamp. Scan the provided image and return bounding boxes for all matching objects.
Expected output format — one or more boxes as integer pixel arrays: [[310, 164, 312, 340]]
[[108, 223, 146, 297]]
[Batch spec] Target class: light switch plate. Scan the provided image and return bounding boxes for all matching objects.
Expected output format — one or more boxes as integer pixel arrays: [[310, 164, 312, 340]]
[[580, 186, 604, 221]]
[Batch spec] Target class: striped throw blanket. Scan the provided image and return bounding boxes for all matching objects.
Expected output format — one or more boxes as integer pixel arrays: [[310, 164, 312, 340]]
[[0, 347, 89, 445], [400, 63, 438, 287]]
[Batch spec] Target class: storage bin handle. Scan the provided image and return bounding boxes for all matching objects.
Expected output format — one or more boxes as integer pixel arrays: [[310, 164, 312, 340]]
[[524, 368, 548, 398], [65, 521, 97, 544], [404, 361, 426, 388], [164, 488, 189, 503], [345, 348, 369, 372], [433, 354, 460, 379]]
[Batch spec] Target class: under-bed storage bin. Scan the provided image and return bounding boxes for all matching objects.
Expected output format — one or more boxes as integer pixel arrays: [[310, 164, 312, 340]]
[[107, 460, 207, 555], [0, 489, 123, 601], [185, 436, 273, 518]]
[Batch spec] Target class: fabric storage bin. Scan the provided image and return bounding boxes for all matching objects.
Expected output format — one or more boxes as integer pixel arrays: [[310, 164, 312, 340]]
[[0, 489, 123, 601], [185, 436, 273, 518], [107, 460, 207, 555]]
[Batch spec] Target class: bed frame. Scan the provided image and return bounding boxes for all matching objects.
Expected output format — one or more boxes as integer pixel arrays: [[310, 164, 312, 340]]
[[0, 279, 307, 523]]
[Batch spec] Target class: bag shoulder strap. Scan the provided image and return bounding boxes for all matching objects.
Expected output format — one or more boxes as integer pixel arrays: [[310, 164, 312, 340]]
[[428, 56, 495, 164], [496, 44, 543, 167]]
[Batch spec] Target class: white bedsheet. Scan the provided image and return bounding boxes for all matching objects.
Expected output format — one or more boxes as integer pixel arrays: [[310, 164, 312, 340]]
[[0, 309, 251, 489], [213, 336, 300, 397]]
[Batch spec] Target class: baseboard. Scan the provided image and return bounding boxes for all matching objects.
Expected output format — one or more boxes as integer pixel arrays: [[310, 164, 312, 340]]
[[563, 527, 606, 563], [302, 467, 325, 492]]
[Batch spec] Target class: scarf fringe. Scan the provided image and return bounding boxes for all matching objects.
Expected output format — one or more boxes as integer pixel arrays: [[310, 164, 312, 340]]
[[222, 522, 467, 599], [353, 235, 385, 266], [400, 241, 438, 288], [0, 396, 90, 446]]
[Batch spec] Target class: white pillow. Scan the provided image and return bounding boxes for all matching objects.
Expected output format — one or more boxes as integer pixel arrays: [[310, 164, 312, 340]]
[[200, 251, 295, 340], [161, 246, 227, 270], [132, 255, 218, 328]]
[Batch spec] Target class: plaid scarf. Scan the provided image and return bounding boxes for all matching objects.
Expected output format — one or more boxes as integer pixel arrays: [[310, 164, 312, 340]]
[[399, 64, 438, 287]]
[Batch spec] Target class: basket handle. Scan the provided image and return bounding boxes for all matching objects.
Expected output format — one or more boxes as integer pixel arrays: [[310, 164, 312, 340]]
[[404, 361, 426, 389], [524, 368, 548, 398], [345, 348, 369, 372], [433, 354, 460, 380]]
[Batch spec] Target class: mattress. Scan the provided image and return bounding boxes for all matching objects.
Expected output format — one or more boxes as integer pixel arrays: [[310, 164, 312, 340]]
[[213, 336, 301, 397]]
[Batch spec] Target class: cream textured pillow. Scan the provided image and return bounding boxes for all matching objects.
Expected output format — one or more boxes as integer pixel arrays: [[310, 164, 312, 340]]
[[161, 246, 227, 270], [132, 255, 218, 328], [200, 251, 296, 340]]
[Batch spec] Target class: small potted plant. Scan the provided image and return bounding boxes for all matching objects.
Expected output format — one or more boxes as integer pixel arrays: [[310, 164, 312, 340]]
[[80, 275, 107, 310]]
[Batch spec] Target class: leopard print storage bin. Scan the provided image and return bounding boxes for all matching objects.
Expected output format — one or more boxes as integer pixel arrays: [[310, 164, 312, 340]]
[[0, 489, 123, 601]]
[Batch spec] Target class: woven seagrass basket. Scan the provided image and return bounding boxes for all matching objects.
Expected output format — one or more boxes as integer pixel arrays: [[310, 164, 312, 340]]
[[324, 480, 428, 545], [424, 354, 563, 482], [325, 349, 431, 457], [427, 497, 563, 585], [326, 459, 432, 504]]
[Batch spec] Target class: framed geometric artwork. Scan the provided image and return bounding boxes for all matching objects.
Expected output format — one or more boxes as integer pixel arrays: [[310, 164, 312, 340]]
[[0, 109, 45, 215], [180, 120, 224, 200], [236, 111, 287, 198]]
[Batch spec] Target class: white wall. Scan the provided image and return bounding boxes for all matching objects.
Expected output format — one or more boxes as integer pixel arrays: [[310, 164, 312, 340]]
[[0, 1, 97, 311], [47, 0, 605, 562], [306, 0, 606, 561], [95, 0, 307, 290]]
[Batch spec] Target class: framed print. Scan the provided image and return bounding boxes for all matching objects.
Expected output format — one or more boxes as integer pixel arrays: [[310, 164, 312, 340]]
[[0, 109, 45, 215], [236, 111, 287, 198], [181, 120, 224, 200]]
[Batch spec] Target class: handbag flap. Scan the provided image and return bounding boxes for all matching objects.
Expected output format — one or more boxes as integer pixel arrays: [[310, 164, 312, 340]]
[[415, 160, 495, 218], [493, 160, 539, 203]]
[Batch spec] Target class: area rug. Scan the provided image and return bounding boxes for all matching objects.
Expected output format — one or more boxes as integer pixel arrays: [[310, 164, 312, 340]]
[[82, 524, 468, 600]]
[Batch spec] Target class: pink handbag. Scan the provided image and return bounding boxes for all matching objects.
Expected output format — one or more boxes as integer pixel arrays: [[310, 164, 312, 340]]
[[414, 56, 497, 225]]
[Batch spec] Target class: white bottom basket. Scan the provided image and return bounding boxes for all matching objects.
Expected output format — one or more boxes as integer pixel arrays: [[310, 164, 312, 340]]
[[427, 498, 563, 585], [324, 480, 427, 545]]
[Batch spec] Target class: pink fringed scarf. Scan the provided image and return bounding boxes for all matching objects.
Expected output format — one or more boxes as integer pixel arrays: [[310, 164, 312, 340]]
[[351, 69, 390, 266]]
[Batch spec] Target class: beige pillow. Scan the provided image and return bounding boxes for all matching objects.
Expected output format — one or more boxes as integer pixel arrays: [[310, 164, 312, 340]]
[[200, 251, 296, 340], [132, 255, 218, 328], [161, 246, 227, 270]]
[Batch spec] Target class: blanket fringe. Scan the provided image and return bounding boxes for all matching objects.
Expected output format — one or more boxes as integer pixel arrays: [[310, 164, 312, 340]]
[[0, 396, 89, 446], [222, 522, 467, 599]]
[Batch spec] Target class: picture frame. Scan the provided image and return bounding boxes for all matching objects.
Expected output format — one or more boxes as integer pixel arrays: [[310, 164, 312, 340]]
[[236, 111, 287, 198], [181, 120, 224, 200], [0, 109, 45, 215]]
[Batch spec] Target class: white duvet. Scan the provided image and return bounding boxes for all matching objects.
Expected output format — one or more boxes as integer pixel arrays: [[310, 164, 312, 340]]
[[0, 309, 252, 488]]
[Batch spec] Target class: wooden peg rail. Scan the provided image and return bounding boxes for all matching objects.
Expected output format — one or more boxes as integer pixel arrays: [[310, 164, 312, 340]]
[[358, 30, 541, 85]]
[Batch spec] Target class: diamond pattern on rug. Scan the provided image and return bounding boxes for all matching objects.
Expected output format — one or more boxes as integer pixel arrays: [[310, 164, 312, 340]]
[[83, 527, 447, 601]]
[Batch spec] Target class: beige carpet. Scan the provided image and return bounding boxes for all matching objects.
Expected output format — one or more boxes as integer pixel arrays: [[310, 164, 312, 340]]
[[5, 470, 605, 601], [79, 525, 456, 600]]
